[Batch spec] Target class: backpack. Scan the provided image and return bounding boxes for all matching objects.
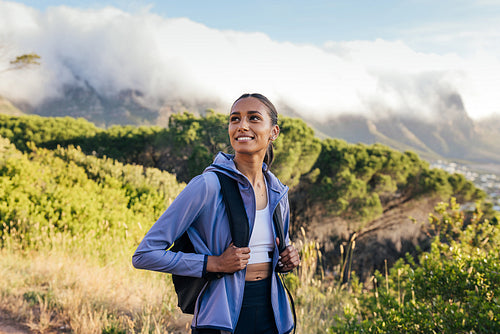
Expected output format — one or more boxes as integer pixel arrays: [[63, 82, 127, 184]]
[[170, 172, 295, 332]]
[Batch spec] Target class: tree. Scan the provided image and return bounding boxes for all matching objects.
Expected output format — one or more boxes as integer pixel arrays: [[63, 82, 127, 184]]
[[0, 43, 41, 74]]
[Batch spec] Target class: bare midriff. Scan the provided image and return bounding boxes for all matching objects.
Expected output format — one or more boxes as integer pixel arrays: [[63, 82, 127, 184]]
[[245, 262, 272, 281]]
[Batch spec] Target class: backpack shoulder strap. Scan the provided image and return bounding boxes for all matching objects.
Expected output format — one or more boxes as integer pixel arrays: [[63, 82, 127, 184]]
[[214, 171, 250, 247], [273, 202, 286, 253]]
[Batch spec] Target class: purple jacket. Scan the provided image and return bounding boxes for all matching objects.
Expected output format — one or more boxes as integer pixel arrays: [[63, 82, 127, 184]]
[[132, 152, 294, 333]]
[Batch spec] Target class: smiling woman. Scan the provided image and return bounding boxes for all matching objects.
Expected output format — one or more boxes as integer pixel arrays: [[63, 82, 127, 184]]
[[133, 93, 300, 334]]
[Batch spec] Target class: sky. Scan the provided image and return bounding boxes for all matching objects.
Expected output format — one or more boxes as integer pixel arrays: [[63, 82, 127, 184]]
[[1, 0, 499, 120], [8, 0, 500, 54]]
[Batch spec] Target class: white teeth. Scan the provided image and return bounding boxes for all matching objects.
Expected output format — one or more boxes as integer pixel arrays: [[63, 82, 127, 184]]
[[237, 136, 253, 141]]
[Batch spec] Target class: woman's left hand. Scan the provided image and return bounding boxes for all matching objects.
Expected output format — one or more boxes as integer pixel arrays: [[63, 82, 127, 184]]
[[277, 240, 300, 272]]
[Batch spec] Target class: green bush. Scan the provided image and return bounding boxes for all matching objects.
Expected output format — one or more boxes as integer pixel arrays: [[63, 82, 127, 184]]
[[331, 198, 500, 333], [303, 138, 483, 224], [0, 114, 100, 151], [0, 136, 184, 258]]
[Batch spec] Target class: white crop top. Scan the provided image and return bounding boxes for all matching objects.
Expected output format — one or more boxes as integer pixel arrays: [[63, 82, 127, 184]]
[[248, 203, 274, 264]]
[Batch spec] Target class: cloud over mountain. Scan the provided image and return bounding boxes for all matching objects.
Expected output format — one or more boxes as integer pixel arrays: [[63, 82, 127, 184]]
[[0, 1, 499, 120]]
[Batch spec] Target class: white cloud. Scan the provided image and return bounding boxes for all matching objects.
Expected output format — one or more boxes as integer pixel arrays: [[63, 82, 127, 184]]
[[0, 1, 498, 120]]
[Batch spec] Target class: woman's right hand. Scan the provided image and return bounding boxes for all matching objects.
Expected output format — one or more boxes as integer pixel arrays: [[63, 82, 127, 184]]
[[207, 243, 250, 273]]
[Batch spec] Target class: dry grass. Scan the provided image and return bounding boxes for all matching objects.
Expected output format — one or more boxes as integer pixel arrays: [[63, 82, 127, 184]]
[[0, 249, 191, 334], [289, 227, 357, 333]]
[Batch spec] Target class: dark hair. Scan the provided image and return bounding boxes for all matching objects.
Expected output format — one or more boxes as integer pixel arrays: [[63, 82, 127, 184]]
[[231, 93, 278, 170]]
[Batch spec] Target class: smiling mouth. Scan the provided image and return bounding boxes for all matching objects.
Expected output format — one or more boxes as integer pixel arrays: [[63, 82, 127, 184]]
[[236, 136, 254, 141]]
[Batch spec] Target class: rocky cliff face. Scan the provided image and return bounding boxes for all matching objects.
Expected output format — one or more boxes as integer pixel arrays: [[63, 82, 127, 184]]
[[309, 93, 500, 164], [23, 84, 162, 127], [15, 83, 220, 128]]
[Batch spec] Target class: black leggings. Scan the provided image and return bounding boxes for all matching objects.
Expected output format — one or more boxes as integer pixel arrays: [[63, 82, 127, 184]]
[[194, 277, 278, 334]]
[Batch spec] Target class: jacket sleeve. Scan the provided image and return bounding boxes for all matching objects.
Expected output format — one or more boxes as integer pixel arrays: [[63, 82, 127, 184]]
[[132, 174, 209, 278]]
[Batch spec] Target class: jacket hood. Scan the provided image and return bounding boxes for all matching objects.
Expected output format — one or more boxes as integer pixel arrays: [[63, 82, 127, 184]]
[[204, 152, 288, 195]]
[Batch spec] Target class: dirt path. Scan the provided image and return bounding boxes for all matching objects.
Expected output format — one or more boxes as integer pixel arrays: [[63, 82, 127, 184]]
[[0, 310, 30, 334], [0, 320, 30, 334]]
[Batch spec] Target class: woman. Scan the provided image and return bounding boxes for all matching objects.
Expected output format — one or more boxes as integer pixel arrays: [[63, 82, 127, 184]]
[[132, 93, 300, 334]]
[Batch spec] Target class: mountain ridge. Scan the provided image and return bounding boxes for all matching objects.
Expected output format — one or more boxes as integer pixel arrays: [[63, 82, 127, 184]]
[[308, 93, 500, 165], [4, 84, 500, 166]]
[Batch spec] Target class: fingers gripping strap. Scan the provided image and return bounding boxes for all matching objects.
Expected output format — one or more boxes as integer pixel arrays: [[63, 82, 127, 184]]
[[214, 172, 250, 247]]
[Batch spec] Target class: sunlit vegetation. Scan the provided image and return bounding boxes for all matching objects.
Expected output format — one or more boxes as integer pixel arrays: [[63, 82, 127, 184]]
[[300, 139, 485, 225], [0, 136, 187, 332], [329, 199, 500, 333], [1, 112, 498, 333], [0, 137, 183, 256]]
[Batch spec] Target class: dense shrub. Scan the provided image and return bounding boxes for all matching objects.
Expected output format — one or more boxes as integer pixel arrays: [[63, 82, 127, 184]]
[[272, 117, 322, 187], [303, 139, 484, 223], [0, 114, 100, 151], [330, 198, 500, 333], [0, 136, 184, 254]]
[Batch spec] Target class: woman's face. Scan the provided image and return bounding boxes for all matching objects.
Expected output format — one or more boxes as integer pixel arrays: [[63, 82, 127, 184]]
[[228, 97, 279, 158]]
